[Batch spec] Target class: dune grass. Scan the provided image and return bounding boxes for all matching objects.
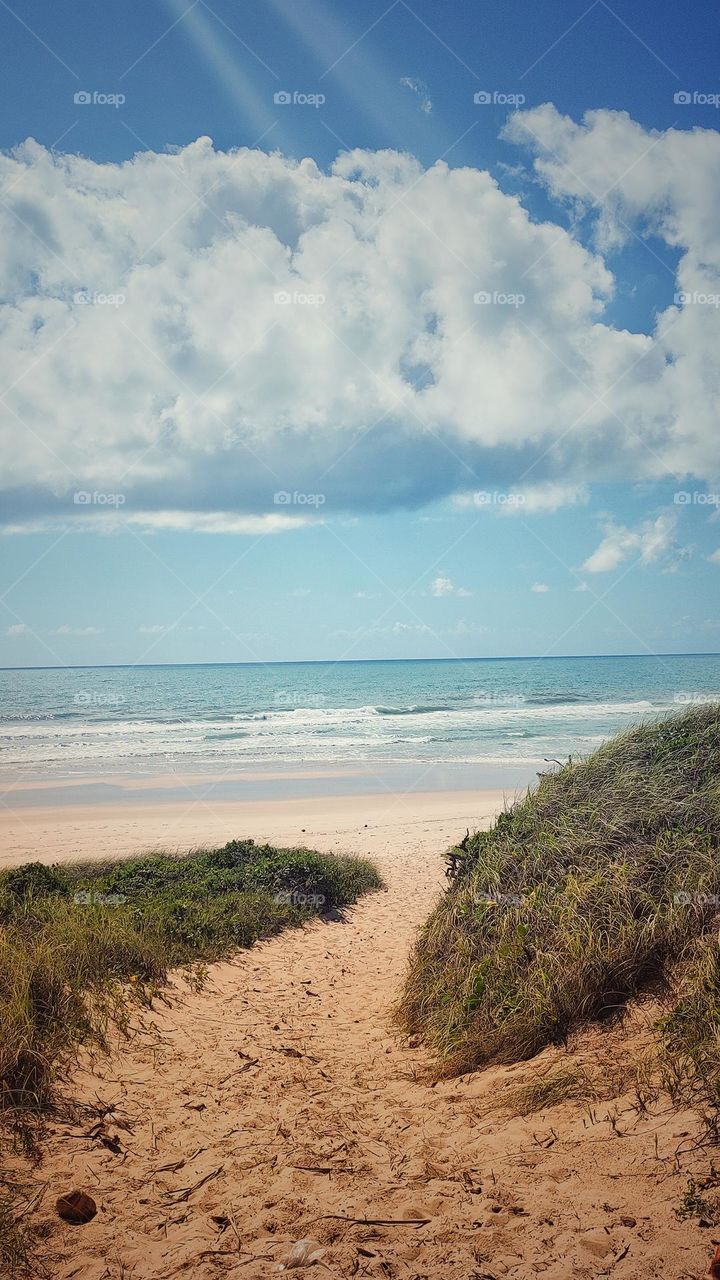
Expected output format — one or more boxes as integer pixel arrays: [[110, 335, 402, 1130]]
[[659, 929, 720, 1117], [497, 1064, 596, 1116], [0, 839, 382, 1117], [0, 1179, 41, 1279], [0, 1203, 32, 1280], [399, 704, 720, 1099]]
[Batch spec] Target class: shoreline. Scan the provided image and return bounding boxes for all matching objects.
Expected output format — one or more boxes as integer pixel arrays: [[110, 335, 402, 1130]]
[[0, 758, 540, 799], [0, 784, 509, 867]]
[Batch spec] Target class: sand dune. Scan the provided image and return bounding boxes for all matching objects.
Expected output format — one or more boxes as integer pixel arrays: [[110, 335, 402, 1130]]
[[10, 803, 714, 1279]]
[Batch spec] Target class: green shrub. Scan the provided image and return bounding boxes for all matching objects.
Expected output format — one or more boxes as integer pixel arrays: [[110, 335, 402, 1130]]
[[2, 863, 70, 904]]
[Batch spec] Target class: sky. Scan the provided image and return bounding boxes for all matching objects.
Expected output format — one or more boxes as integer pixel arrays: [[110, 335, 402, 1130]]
[[0, 0, 719, 666]]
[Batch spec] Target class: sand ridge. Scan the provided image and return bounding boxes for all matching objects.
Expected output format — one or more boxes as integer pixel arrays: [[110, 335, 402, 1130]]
[[11, 807, 715, 1279]]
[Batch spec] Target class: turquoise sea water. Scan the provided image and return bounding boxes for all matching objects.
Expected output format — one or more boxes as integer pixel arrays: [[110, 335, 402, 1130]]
[[1, 655, 719, 784]]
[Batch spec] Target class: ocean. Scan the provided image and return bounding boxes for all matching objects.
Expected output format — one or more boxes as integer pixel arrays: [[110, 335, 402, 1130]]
[[1, 654, 719, 785]]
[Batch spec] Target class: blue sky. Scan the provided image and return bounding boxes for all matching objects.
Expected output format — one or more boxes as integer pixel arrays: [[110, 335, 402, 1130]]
[[1, 0, 719, 665]]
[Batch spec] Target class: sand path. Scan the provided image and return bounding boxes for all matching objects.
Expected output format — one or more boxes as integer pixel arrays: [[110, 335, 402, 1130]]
[[22, 811, 712, 1279]]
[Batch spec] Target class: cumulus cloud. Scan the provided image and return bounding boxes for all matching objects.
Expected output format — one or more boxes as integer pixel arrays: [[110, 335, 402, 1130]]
[[582, 512, 681, 573], [429, 574, 471, 597], [531, 582, 550, 593], [0, 116, 718, 533], [5, 623, 28, 636], [390, 621, 432, 635], [504, 105, 720, 483]]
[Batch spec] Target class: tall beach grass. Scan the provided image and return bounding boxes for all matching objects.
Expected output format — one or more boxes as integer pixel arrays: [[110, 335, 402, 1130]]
[[399, 703, 720, 1107]]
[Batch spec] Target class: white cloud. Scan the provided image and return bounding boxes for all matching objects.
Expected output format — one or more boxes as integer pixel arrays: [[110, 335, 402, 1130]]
[[504, 106, 720, 484], [445, 618, 488, 638], [390, 621, 432, 635], [0, 118, 718, 532], [50, 625, 102, 636], [1, 511, 315, 537], [127, 512, 318, 536], [400, 77, 433, 114], [5, 623, 28, 636], [139, 624, 166, 634], [583, 512, 680, 573], [531, 582, 550, 593], [708, 549, 720, 564], [455, 482, 589, 516], [430, 574, 471, 597], [511, 483, 590, 514]]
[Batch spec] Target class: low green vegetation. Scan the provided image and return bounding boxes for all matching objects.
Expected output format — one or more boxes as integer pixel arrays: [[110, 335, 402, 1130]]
[[399, 704, 720, 1114], [0, 839, 382, 1116]]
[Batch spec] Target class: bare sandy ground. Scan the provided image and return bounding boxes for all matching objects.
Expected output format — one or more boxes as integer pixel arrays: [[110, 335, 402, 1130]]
[[0, 786, 507, 868], [8, 803, 716, 1279]]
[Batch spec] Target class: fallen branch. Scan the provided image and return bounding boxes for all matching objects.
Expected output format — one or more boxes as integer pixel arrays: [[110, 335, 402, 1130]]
[[150, 1146, 206, 1176], [162, 1164, 224, 1204], [315, 1214, 431, 1227]]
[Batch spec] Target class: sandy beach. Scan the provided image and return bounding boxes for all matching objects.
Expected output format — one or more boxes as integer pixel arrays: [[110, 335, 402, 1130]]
[[0, 779, 509, 868], [7, 796, 713, 1280]]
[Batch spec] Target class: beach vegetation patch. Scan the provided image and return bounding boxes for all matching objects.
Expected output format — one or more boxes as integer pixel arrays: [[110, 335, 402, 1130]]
[[399, 703, 720, 1114], [0, 839, 382, 1116]]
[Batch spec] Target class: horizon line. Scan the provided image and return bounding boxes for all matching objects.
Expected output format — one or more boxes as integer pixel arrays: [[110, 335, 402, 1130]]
[[2, 651, 720, 673]]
